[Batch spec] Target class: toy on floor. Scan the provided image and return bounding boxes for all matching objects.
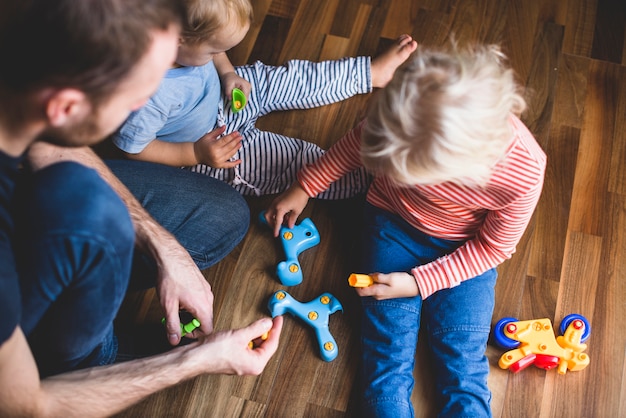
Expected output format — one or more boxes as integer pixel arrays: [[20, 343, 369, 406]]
[[259, 211, 321, 286], [493, 314, 591, 374], [348, 273, 374, 287], [161, 317, 201, 337], [268, 290, 342, 361], [231, 87, 247, 113]]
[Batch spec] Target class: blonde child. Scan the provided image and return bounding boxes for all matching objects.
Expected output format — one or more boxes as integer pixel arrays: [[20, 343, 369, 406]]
[[264, 44, 546, 417], [113, 0, 417, 197]]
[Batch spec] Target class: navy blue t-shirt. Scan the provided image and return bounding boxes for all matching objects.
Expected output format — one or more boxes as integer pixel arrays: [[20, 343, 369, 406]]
[[0, 150, 23, 346]]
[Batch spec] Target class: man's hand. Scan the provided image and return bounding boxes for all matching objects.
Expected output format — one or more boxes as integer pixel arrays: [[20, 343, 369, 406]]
[[198, 316, 283, 375], [157, 241, 215, 345], [355, 272, 420, 300], [193, 125, 242, 168]]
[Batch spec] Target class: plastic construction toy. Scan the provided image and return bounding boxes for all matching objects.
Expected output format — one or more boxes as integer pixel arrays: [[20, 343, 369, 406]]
[[231, 88, 247, 113], [259, 210, 321, 286], [161, 317, 200, 337], [348, 273, 374, 287], [268, 290, 342, 362], [493, 314, 591, 374]]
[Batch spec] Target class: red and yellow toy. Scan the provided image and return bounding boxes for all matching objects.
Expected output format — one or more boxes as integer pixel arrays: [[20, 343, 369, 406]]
[[493, 314, 590, 374]]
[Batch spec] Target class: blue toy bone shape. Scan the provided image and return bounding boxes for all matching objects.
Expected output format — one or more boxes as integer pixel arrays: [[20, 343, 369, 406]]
[[259, 211, 320, 286], [268, 290, 342, 362]]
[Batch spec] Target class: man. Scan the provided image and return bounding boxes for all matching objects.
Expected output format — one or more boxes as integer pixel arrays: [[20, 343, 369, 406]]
[[0, 0, 282, 415]]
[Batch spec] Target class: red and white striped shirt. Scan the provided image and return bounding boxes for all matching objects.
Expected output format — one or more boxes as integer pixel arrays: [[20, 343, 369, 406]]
[[298, 116, 546, 298]]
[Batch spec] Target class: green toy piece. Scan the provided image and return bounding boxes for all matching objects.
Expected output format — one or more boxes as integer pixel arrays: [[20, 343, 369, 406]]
[[231, 87, 247, 113], [161, 317, 201, 337]]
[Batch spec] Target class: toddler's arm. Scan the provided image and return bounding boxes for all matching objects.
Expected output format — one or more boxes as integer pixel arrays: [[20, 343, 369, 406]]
[[265, 182, 312, 237], [214, 52, 251, 98], [123, 126, 242, 168], [266, 122, 367, 236], [124, 138, 195, 166]]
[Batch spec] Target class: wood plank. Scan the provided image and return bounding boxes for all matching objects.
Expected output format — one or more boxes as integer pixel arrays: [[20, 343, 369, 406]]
[[381, 0, 420, 39], [608, 64, 626, 195], [502, 0, 540, 84], [541, 231, 601, 417], [567, 60, 617, 234], [562, 0, 597, 57], [590, 0, 625, 63], [278, 0, 339, 62], [588, 192, 626, 417], [242, 15, 291, 66], [356, 0, 392, 57]]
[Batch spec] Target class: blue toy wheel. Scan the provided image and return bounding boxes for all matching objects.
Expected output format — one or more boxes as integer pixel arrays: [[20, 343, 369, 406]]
[[559, 314, 591, 342], [493, 317, 521, 349]]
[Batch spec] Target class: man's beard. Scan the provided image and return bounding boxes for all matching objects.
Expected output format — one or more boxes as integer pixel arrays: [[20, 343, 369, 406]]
[[40, 110, 108, 148]]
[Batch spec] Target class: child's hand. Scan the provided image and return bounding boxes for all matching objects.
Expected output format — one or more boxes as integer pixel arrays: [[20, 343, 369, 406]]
[[354, 272, 420, 300], [194, 125, 243, 168], [264, 182, 311, 237], [221, 71, 251, 101]]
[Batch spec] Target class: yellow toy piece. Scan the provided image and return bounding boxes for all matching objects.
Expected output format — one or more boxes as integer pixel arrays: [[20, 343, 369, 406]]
[[348, 273, 374, 287], [248, 331, 269, 349], [497, 317, 590, 374]]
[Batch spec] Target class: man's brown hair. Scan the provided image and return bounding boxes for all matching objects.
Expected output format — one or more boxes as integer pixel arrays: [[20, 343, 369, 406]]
[[0, 0, 185, 106]]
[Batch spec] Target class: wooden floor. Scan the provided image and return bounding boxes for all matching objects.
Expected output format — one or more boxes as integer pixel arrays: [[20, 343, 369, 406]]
[[115, 0, 626, 417]]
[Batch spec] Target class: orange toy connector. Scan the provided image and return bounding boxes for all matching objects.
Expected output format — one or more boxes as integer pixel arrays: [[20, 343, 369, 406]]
[[348, 273, 374, 288], [248, 331, 269, 349]]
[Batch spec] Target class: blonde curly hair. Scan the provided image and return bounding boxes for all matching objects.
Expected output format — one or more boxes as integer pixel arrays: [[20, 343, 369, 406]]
[[361, 43, 526, 187], [180, 0, 253, 45]]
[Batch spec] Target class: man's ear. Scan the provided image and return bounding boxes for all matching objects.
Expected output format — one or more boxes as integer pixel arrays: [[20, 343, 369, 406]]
[[45, 88, 89, 127]]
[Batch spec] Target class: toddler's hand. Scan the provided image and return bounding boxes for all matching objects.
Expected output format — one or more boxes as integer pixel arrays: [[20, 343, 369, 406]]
[[264, 182, 311, 237], [221, 71, 251, 100], [194, 125, 242, 168], [355, 272, 419, 300]]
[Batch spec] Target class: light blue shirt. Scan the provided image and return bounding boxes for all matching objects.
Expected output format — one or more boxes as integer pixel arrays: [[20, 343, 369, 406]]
[[113, 61, 221, 153]]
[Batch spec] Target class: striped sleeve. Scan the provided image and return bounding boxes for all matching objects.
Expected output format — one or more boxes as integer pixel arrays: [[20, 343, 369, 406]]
[[412, 123, 546, 298], [412, 179, 544, 298], [298, 121, 366, 196]]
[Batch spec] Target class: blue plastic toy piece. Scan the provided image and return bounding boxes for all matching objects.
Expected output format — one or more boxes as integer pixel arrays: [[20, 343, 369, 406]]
[[493, 317, 521, 349], [259, 211, 321, 286], [268, 290, 342, 361]]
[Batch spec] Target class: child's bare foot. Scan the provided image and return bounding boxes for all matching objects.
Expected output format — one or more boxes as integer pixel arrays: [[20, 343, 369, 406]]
[[371, 34, 418, 88]]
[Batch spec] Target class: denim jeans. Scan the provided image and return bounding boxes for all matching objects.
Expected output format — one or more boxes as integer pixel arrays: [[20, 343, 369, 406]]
[[15, 160, 249, 377], [358, 204, 496, 418], [107, 159, 250, 271], [107, 160, 250, 289]]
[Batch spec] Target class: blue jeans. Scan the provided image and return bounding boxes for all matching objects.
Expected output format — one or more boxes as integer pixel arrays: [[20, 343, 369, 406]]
[[358, 204, 496, 417], [107, 160, 250, 286], [16, 160, 249, 377]]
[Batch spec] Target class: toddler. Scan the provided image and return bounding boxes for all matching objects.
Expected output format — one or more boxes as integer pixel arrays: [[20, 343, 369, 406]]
[[113, 0, 417, 197], [264, 44, 546, 417]]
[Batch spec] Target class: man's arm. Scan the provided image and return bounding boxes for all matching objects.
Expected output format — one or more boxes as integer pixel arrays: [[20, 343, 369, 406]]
[[0, 318, 282, 418], [26, 142, 214, 343]]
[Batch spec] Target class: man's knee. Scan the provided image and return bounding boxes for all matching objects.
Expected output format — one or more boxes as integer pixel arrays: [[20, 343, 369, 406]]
[[23, 162, 134, 249]]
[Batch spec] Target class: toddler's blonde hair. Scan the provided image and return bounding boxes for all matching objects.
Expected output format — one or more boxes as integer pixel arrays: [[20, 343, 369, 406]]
[[361, 43, 526, 187], [180, 0, 252, 44]]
